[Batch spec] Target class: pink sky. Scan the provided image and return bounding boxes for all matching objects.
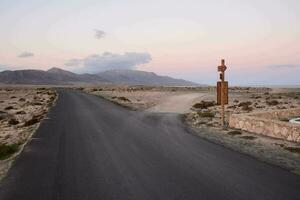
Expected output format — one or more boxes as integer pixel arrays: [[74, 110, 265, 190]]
[[0, 0, 299, 85]]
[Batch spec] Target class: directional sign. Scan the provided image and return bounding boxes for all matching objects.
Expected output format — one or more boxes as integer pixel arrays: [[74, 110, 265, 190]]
[[217, 81, 228, 105], [218, 65, 227, 72], [218, 59, 227, 72], [217, 59, 228, 126]]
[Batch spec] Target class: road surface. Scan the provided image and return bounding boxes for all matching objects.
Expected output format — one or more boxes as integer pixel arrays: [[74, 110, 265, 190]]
[[0, 89, 299, 200]]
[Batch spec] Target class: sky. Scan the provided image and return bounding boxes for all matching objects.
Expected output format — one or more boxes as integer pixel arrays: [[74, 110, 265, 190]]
[[0, 0, 299, 85]]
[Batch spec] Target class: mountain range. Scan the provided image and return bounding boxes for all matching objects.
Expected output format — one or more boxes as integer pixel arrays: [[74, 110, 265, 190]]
[[0, 68, 200, 86]]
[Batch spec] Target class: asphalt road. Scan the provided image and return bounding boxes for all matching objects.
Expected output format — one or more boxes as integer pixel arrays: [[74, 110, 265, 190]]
[[0, 89, 299, 200]]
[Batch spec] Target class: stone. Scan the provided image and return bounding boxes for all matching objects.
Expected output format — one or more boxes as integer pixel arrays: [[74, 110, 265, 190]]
[[292, 129, 300, 141], [238, 121, 244, 129], [227, 108, 300, 143], [281, 127, 289, 137], [273, 124, 281, 135]]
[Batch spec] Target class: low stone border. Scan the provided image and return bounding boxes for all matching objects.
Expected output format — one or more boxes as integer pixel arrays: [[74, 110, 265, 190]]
[[229, 108, 300, 143]]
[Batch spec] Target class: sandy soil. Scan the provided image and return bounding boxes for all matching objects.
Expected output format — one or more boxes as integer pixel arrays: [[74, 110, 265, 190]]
[[147, 93, 214, 113], [0, 87, 56, 144], [0, 86, 57, 179], [84, 86, 300, 115], [83, 85, 214, 111]]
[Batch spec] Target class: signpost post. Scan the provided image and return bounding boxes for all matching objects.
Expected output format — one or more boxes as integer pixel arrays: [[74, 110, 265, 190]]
[[217, 59, 228, 126]]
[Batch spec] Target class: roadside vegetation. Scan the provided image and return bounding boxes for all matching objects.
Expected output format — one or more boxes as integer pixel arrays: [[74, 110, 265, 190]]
[[0, 144, 19, 160]]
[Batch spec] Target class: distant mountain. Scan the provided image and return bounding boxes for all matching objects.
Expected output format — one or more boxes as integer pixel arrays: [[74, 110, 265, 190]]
[[0, 68, 107, 85], [0, 68, 201, 86], [97, 69, 200, 86]]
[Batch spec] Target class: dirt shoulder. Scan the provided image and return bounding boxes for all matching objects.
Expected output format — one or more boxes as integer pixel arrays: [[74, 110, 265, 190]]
[[184, 114, 300, 175], [82, 85, 214, 111], [0, 86, 57, 180]]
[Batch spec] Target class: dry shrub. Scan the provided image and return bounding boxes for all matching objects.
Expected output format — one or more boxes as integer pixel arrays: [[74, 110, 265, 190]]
[[193, 101, 216, 109], [19, 98, 26, 102], [118, 97, 131, 102], [5, 106, 14, 110], [284, 147, 300, 154], [197, 111, 215, 118], [31, 102, 43, 106], [8, 118, 19, 125], [238, 101, 252, 107], [24, 116, 41, 126], [227, 131, 242, 136], [0, 111, 8, 121], [242, 105, 253, 112], [266, 100, 279, 106], [16, 110, 26, 115], [240, 136, 256, 140]]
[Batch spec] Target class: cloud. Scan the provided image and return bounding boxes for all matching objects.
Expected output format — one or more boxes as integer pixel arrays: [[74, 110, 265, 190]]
[[65, 52, 152, 73], [267, 64, 300, 69], [64, 59, 81, 67], [18, 52, 34, 58], [94, 29, 106, 39]]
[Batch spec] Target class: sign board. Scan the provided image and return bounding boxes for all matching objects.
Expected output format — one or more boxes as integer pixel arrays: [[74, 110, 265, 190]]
[[217, 81, 228, 105], [218, 65, 227, 72]]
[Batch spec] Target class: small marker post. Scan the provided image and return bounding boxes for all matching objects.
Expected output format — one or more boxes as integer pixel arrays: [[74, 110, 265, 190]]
[[217, 59, 228, 126]]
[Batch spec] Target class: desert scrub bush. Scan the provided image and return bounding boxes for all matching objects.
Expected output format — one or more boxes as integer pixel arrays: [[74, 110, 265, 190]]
[[227, 105, 237, 109], [118, 97, 131, 102], [193, 101, 216, 109], [238, 101, 253, 111], [0, 111, 8, 121], [49, 96, 56, 101], [4, 106, 14, 110], [0, 144, 19, 160], [240, 136, 256, 140], [284, 147, 300, 154], [197, 111, 215, 118], [24, 116, 41, 126], [250, 95, 262, 99], [31, 102, 43, 106], [16, 110, 26, 115], [19, 98, 26, 102], [227, 130, 242, 136], [8, 118, 19, 125], [266, 100, 279, 106], [242, 105, 253, 112], [238, 101, 252, 107]]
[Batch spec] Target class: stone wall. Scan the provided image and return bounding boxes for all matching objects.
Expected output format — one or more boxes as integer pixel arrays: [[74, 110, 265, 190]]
[[229, 108, 300, 143]]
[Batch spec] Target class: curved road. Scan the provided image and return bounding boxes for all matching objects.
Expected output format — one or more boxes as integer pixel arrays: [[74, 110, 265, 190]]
[[0, 89, 299, 200]]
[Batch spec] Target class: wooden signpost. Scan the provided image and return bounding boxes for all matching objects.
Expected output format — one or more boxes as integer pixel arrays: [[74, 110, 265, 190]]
[[217, 59, 228, 126]]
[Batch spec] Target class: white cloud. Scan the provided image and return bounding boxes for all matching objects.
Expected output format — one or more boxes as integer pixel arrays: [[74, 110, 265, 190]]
[[65, 52, 152, 73], [18, 52, 34, 58], [94, 29, 106, 39]]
